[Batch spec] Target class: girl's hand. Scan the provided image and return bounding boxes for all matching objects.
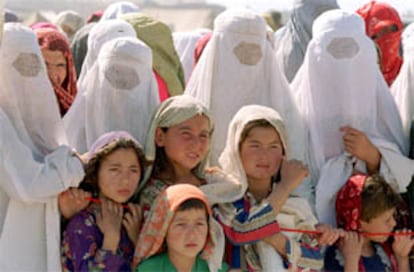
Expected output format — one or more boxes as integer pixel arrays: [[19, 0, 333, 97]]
[[393, 229, 414, 259], [338, 232, 363, 266], [315, 224, 345, 246], [58, 188, 91, 219], [122, 203, 142, 245], [279, 158, 308, 192], [96, 198, 123, 253]]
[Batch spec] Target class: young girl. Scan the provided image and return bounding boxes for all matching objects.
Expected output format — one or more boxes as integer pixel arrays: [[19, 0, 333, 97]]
[[139, 94, 245, 214], [134, 184, 227, 272], [61, 131, 145, 271], [215, 105, 343, 271], [325, 174, 414, 271]]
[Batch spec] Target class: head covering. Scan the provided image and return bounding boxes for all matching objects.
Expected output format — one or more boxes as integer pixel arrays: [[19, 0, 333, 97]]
[[356, 1, 403, 86], [88, 130, 140, 160], [101, 1, 140, 21], [76, 19, 136, 94], [35, 28, 78, 116], [143, 95, 213, 186], [30, 22, 58, 31], [219, 105, 289, 190], [133, 184, 216, 267], [292, 9, 407, 173], [173, 29, 210, 83], [274, 0, 339, 82], [193, 32, 212, 66], [122, 13, 185, 97], [64, 37, 160, 153], [4, 9, 19, 23], [0, 23, 67, 159], [336, 174, 397, 271], [185, 8, 305, 165], [70, 22, 96, 77], [391, 22, 414, 144], [86, 10, 103, 24], [54, 10, 84, 41]]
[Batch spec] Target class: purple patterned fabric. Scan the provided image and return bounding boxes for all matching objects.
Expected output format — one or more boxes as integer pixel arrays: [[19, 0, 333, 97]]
[[61, 205, 134, 271]]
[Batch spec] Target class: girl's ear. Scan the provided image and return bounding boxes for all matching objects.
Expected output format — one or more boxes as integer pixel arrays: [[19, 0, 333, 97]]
[[155, 127, 166, 147]]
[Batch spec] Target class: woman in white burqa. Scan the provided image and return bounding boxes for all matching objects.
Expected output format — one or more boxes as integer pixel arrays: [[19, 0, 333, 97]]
[[185, 9, 304, 175], [64, 36, 159, 153], [291, 10, 414, 225], [391, 22, 414, 155], [0, 23, 84, 271], [274, 0, 339, 83]]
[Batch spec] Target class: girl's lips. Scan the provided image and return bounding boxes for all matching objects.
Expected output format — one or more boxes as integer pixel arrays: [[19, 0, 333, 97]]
[[185, 243, 198, 247]]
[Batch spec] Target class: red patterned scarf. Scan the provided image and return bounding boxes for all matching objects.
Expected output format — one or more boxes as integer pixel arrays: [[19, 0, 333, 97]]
[[356, 1, 403, 86], [35, 28, 78, 116]]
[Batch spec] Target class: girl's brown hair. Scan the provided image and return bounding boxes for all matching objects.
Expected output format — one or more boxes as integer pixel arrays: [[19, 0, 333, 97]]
[[80, 138, 147, 203]]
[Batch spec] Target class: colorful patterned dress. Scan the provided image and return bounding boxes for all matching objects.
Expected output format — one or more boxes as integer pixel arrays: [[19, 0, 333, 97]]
[[61, 204, 135, 271]]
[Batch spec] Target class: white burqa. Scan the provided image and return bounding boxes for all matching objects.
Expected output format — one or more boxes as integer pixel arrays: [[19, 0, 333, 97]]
[[0, 23, 84, 271], [185, 8, 305, 169], [75, 19, 136, 94], [391, 22, 414, 147], [100, 1, 140, 21], [173, 29, 210, 83], [274, 0, 339, 83], [65, 37, 160, 153], [291, 10, 414, 225]]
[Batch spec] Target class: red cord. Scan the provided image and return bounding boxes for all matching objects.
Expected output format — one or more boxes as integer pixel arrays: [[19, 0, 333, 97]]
[[280, 227, 414, 237]]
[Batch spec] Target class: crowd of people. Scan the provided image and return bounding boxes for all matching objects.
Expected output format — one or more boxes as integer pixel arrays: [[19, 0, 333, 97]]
[[1, 0, 414, 271]]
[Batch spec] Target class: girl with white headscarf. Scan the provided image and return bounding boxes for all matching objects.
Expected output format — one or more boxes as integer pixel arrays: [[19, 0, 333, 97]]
[[185, 9, 305, 170], [215, 105, 342, 271], [274, 0, 339, 83], [291, 10, 414, 226], [0, 23, 84, 271], [64, 37, 160, 153]]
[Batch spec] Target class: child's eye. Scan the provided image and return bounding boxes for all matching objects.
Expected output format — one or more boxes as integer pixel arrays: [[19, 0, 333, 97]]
[[109, 168, 119, 172]]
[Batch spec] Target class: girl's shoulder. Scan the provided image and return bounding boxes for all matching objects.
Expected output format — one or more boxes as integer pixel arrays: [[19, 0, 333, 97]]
[[64, 205, 97, 233]]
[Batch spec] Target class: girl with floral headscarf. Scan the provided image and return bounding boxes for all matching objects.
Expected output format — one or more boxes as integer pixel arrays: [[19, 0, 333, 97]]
[[325, 174, 414, 271], [35, 28, 78, 116]]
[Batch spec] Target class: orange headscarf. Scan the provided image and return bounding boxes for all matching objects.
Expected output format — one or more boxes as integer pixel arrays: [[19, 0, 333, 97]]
[[133, 184, 215, 268], [35, 28, 78, 116], [356, 1, 403, 86]]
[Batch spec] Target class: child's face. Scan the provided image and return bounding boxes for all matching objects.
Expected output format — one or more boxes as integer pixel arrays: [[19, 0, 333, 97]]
[[155, 114, 210, 173], [360, 208, 396, 243], [166, 208, 208, 259], [240, 126, 283, 185], [98, 148, 141, 203]]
